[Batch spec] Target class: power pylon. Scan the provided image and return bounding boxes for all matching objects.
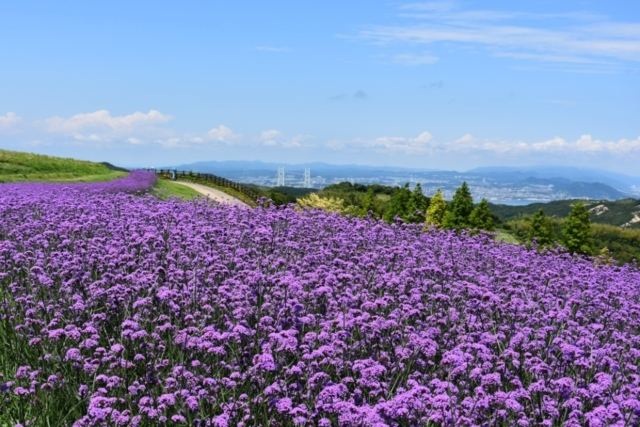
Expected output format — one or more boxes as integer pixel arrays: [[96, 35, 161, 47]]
[[303, 168, 311, 188], [276, 167, 285, 186]]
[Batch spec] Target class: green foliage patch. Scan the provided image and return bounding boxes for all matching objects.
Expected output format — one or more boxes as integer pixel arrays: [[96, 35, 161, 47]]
[[152, 179, 204, 200]]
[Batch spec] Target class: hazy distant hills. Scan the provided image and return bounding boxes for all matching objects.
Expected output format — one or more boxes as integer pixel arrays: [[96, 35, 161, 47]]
[[559, 182, 627, 200], [468, 166, 640, 192]]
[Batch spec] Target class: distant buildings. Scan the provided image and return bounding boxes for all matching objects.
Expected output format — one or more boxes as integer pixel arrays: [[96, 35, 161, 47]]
[[232, 169, 631, 203]]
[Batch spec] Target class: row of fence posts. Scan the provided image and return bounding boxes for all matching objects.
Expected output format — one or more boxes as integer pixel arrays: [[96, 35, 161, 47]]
[[146, 169, 260, 202]]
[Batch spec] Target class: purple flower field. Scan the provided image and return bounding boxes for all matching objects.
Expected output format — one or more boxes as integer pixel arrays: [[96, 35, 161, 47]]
[[0, 170, 157, 195], [1, 173, 640, 426]]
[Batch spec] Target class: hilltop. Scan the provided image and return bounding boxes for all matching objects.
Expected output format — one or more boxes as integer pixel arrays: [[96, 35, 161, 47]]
[[0, 149, 127, 182]]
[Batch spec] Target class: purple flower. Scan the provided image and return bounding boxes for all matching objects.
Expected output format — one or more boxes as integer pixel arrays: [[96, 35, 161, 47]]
[[64, 348, 83, 362], [13, 387, 30, 396], [171, 414, 187, 423], [185, 396, 199, 411], [275, 397, 293, 414], [158, 393, 176, 406]]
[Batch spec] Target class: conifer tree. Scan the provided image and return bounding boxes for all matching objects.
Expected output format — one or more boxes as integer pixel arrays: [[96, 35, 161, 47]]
[[562, 201, 593, 254], [406, 183, 429, 223], [361, 187, 376, 216], [443, 182, 474, 229], [528, 208, 554, 248], [595, 246, 613, 266], [469, 198, 495, 232], [425, 189, 447, 227], [383, 183, 411, 222]]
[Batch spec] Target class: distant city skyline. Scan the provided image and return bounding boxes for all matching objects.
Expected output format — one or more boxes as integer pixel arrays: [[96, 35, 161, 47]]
[[1, 1, 638, 174]]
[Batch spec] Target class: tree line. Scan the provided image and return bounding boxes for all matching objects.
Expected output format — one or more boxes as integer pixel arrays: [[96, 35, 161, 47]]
[[294, 181, 497, 234], [258, 181, 634, 263], [504, 202, 640, 264]]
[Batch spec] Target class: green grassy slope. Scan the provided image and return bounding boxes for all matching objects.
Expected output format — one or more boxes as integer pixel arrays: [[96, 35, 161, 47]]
[[151, 179, 203, 200], [0, 149, 127, 182]]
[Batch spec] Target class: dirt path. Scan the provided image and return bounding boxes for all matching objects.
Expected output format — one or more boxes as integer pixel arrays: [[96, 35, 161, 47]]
[[172, 181, 250, 207]]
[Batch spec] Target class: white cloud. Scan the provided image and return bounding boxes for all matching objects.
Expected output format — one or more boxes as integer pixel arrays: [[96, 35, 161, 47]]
[[260, 129, 282, 146], [282, 135, 312, 148], [0, 112, 21, 130], [327, 131, 640, 159], [573, 135, 640, 153], [455, 133, 475, 143], [325, 139, 345, 149], [393, 53, 439, 65], [157, 138, 183, 148], [530, 137, 567, 152], [345, 131, 435, 154], [452, 134, 640, 155], [257, 129, 312, 148], [494, 52, 605, 64], [357, 3, 640, 69], [2, 110, 317, 151], [415, 131, 434, 143], [260, 129, 282, 140], [44, 110, 170, 134], [41, 110, 172, 143], [207, 125, 240, 144]]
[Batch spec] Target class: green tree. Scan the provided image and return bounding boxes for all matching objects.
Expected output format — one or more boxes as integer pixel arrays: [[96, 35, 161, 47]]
[[406, 183, 429, 223], [528, 208, 554, 248], [266, 189, 296, 206], [383, 183, 411, 222], [425, 189, 447, 228], [469, 198, 495, 232], [361, 187, 376, 216], [595, 246, 613, 267], [562, 201, 593, 254], [444, 182, 474, 229], [297, 193, 359, 215]]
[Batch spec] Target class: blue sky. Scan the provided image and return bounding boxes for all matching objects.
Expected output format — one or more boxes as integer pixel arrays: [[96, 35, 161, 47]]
[[1, 1, 639, 173]]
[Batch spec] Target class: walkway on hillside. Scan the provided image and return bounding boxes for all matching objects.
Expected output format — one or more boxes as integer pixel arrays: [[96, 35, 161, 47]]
[[172, 181, 249, 207]]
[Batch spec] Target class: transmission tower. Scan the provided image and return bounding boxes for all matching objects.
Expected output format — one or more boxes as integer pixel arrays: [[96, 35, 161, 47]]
[[303, 168, 311, 188], [276, 167, 285, 186]]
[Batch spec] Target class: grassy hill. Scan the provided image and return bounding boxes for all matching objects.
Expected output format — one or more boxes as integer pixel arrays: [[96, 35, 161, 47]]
[[0, 149, 241, 202], [0, 149, 127, 182], [490, 198, 640, 229]]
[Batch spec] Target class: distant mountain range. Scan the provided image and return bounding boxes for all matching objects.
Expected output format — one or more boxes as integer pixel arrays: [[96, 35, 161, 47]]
[[165, 160, 431, 178], [467, 166, 640, 192]]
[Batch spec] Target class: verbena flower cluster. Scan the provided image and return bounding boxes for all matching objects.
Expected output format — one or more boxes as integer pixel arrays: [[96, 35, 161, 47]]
[[1, 179, 640, 426], [0, 170, 157, 195]]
